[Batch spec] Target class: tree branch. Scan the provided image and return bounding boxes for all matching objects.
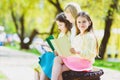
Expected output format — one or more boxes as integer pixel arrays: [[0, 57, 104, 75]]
[[11, 9, 20, 37], [19, 14, 25, 40], [48, 0, 63, 13], [48, 0, 56, 7]]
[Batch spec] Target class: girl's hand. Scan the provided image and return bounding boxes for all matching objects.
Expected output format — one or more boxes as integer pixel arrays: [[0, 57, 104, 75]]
[[70, 48, 76, 54], [54, 50, 59, 56]]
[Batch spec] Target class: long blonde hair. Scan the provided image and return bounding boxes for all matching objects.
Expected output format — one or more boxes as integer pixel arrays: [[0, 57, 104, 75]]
[[64, 2, 81, 19]]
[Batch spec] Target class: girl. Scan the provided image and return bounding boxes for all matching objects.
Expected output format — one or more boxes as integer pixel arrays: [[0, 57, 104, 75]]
[[64, 2, 81, 41], [39, 12, 72, 80], [51, 11, 98, 80]]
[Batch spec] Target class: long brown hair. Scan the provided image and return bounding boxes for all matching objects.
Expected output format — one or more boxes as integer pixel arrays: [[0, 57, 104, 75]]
[[75, 11, 99, 56], [55, 12, 72, 33]]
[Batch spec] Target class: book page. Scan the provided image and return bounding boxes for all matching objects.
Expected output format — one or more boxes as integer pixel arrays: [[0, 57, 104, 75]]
[[51, 35, 72, 57]]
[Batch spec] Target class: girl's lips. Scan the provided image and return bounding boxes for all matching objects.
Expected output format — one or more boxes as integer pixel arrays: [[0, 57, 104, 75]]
[[81, 26, 85, 28]]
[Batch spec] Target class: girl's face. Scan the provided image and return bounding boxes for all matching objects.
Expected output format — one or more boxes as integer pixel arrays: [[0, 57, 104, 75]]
[[56, 21, 67, 33], [76, 16, 91, 33], [64, 9, 74, 23]]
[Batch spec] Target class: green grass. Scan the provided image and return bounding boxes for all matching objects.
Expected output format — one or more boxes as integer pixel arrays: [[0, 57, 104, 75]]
[[22, 48, 40, 56], [5, 44, 20, 50], [5, 44, 40, 56], [94, 60, 120, 71], [0, 71, 8, 80]]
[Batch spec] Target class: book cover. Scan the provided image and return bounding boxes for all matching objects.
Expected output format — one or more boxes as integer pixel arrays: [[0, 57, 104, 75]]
[[46, 35, 55, 51], [50, 35, 72, 57]]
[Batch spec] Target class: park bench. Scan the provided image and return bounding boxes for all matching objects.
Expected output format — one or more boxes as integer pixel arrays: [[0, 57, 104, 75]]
[[62, 67, 104, 80], [34, 67, 104, 80]]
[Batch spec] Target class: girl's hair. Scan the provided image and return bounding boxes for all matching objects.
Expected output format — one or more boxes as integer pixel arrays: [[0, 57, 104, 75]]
[[75, 11, 99, 55], [64, 2, 81, 18], [55, 12, 72, 32]]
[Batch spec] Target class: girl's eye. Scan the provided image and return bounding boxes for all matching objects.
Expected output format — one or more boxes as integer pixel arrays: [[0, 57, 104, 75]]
[[83, 21, 86, 23], [78, 21, 81, 23], [58, 24, 62, 26]]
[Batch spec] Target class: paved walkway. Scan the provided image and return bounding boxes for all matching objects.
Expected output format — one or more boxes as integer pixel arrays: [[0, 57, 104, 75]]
[[100, 67, 120, 80], [0, 46, 120, 80], [0, 46, 38, 80]]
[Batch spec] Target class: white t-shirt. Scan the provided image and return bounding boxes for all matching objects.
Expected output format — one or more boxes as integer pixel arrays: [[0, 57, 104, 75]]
[[71, 32, 97, 63]]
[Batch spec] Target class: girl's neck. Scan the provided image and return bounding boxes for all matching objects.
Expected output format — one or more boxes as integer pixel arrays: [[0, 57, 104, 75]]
[[60, 32, 65, 34], [80, 31, 88, 35], [61, 30, 67, 34]]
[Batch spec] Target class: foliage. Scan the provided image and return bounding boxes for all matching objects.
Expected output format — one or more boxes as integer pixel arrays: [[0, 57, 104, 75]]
[[0, 0, 120, 34], [22, 48, 40, 56], [94, 60, 120, 71]]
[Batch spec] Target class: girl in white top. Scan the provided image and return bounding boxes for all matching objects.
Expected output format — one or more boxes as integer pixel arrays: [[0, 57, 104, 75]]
[[51, 11, 98, 80]]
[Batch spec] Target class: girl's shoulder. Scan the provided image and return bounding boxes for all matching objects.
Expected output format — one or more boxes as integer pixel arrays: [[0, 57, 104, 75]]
[[76, 32, 93, 37], [86, 32, 93, 36], [85, 32, 96, 40], [74, 32, 95, 40]]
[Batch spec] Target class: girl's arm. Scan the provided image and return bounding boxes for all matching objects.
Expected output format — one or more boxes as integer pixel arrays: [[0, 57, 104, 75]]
[[78, 34, 97, 60], [54, 50, 59, 56]]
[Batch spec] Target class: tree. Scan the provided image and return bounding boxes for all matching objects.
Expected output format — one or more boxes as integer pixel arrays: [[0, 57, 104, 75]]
[[11, 8, 40, 49], [9, 0, 40, 49], [0, 0, 62, 49], [99, 0, 119, 59]]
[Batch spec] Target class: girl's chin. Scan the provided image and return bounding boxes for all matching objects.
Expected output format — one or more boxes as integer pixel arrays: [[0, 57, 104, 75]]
[[80, 28, 85, 30], [80, 29, 86, 32]]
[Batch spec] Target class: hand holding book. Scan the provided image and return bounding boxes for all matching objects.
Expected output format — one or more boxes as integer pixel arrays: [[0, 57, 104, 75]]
[[70, 48, 76, 54]]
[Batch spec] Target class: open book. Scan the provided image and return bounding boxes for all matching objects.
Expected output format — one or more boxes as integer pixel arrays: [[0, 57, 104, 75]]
[[50, 35, 72, 57]]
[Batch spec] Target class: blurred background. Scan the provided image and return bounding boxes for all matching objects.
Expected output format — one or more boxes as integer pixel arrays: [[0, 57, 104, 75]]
[[0, 0, 120, 80]]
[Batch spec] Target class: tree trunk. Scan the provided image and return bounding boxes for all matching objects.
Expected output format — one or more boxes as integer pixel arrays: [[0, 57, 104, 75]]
[[99, 0, 118, 59], [20, 29, 39, 49], [11, 10, 39, 49]]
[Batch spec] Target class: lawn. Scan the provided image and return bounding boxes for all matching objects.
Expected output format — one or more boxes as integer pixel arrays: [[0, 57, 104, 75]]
[[94, 60, 120, 71], [5, 44, 40, 56], [0, 71, 8, 80]]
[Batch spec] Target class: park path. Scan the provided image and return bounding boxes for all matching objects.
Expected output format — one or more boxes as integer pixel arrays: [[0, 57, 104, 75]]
[[0, 46, 39, 80], [100, 67, 120, 80], [0, 46, 120, 80]]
